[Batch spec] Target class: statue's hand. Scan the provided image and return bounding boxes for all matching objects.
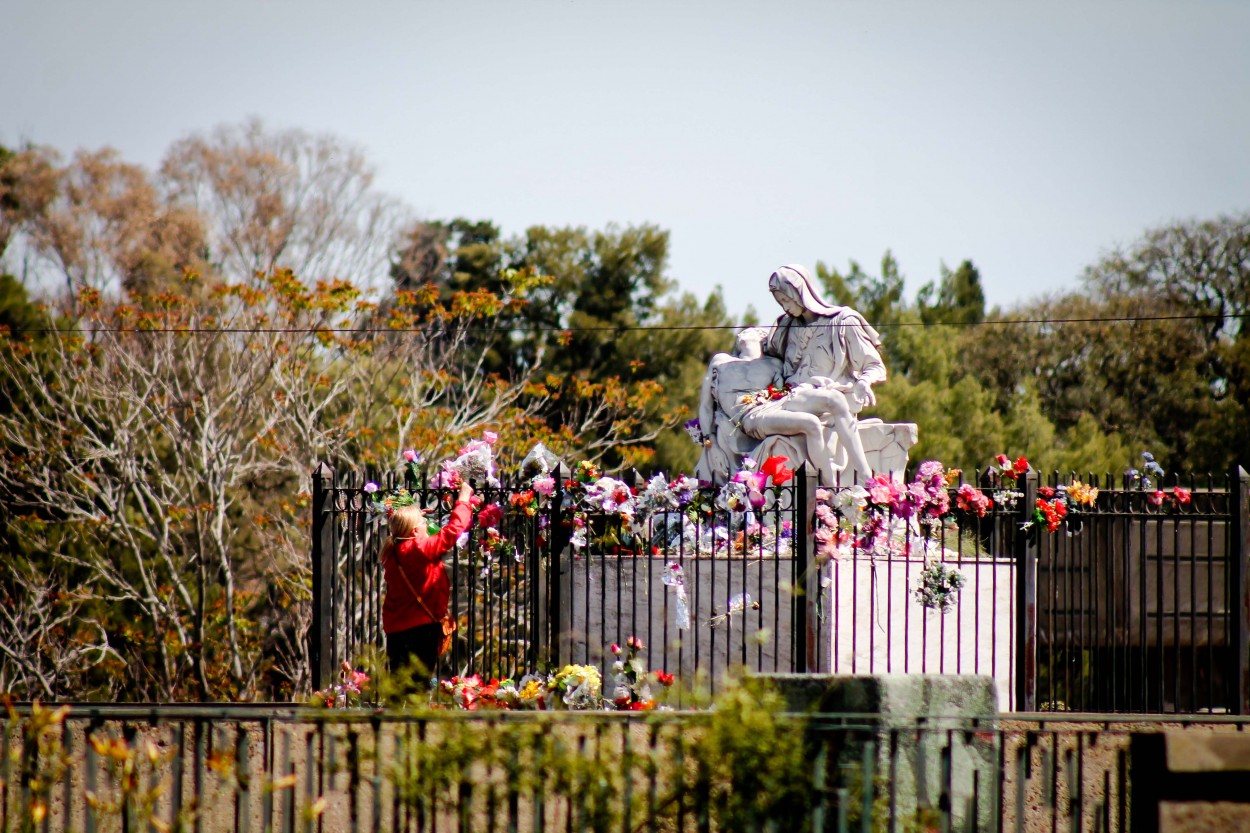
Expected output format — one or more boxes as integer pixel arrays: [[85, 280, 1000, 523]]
[[850, 378, 876, 410]]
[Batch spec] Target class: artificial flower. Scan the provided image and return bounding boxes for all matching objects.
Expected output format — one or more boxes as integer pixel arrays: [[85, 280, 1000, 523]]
[[478, 502, 503, 528]]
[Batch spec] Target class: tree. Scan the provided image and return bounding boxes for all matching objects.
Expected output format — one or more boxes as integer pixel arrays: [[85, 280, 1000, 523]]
[[0, 145, 206, 303], [0, 264, 634, 699], [815, 251, 906, 329], [917, 260, 985, 326], [160, 118, 408, 288], [392, 219, 734, 473]]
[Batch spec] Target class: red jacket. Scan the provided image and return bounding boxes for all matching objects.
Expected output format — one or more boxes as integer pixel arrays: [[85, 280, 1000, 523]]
[[382, 500, 472, 634]]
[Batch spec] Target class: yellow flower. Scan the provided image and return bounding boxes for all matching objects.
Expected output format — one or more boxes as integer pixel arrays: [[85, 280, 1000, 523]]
[[1068, 481, 1099, 507]]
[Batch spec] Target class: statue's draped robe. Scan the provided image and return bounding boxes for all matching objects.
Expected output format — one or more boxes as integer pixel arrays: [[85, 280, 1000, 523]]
[[755, 309, 887, 478]]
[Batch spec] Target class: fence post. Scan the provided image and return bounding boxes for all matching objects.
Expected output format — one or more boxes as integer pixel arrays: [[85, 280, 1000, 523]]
[[1014, 467, 1039, 711], [528, 486, 543, 672], [310, 462, 335, 692], [793, 464, 810, 673], [1232, 465, 1250, 715], [547, 465, 565, 669]]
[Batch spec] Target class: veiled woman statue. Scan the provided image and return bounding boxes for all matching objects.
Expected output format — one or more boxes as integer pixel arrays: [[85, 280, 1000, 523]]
[[760, 263, 885, 482], [695, 265, 887, 485]]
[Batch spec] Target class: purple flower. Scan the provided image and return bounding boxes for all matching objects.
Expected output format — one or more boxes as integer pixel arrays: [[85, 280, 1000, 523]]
[[363, 482, 379, 494]]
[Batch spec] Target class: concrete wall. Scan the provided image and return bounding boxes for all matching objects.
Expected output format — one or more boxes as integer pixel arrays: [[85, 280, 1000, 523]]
[[822, 554, 1018, 710]]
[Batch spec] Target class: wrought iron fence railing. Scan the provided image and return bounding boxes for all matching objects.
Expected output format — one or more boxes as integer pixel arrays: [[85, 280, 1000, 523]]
[[310, 463, 1250, 713]]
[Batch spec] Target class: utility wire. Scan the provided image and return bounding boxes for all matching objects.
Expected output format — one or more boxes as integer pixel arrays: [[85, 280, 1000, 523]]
[[9, 310, 1247, 337]]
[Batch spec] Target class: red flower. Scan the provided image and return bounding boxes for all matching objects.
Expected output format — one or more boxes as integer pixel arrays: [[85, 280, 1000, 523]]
[[1035, 498, 1064, 532], [1171, 487, 1192, 505], [1147, 490, 1165, 507], [1013, 457, 1029, 476], [478, 502, 503, 528], [761, 455, 794, 485], [995, 454, 1011, 469], [1038, 486, 1055, 499], [654, 670, 675, 686]]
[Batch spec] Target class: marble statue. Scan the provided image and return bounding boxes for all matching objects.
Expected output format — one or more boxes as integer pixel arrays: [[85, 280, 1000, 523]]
[[695, 328, 842, 486], [696, 264, 915, 486]]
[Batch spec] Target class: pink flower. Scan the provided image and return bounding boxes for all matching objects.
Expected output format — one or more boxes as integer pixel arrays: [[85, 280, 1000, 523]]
[[890, 488, 918, 519], [1171, 486, 1192, 505], [532, 475, 555, 496], [995, 454, 1011, 469], [363, 482, 379, 494], [955, 484, 990, 517], [866, 474, 897, 507], [483, 431, 498, 445], [403, 448, 419, 462], [626, 635, 644, 651], [610, 643, 621, 655], [814, 526, 837, 559], [1147, 490, 1165, 507]]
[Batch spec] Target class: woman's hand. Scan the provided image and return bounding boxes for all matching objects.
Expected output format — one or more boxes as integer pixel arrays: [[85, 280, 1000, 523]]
[[457, 482, 473, 504]]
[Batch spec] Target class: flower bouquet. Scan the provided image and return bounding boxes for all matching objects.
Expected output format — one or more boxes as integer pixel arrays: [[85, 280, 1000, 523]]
[[434, 432, 500, 489]]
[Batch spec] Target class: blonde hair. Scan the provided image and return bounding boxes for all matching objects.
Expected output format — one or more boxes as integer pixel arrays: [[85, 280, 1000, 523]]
[[380, 504, 426, 568], [388, 504, 425, 540]]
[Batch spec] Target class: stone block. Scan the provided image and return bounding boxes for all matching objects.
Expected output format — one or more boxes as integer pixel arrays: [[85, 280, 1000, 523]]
[[754, 673, 998, 830]]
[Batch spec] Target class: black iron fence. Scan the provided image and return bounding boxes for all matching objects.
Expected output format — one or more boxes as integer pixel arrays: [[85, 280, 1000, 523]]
[[310, 463, 1250, 713], [8, 701, 1250, 832]]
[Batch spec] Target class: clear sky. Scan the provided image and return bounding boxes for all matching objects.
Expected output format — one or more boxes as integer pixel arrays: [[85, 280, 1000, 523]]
[[4, 0, 1248, 320]]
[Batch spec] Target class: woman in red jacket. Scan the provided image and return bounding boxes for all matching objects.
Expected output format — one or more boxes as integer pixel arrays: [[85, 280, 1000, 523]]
[[381, 481, 474, 677]]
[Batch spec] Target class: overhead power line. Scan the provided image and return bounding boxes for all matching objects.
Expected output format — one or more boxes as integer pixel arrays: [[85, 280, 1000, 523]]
[[8, 310, 1247, 337]]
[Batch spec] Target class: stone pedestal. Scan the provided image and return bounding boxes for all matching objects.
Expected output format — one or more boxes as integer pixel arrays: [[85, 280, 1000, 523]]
[[855, 419, 919, 482], [756, 673, 998, 831], [823, 555, 1017, 709]]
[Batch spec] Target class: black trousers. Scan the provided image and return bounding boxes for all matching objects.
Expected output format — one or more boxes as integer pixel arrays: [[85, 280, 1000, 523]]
[[386, 622, 442, 680]]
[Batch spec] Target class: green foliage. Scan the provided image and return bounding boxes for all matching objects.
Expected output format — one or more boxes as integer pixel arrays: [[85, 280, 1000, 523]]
[[378, 676, 813, 832], [917, 260, 986, 326], [816, 251, 906, 328], [0, 273, 49, 336], [391, 218, 734, 473]]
